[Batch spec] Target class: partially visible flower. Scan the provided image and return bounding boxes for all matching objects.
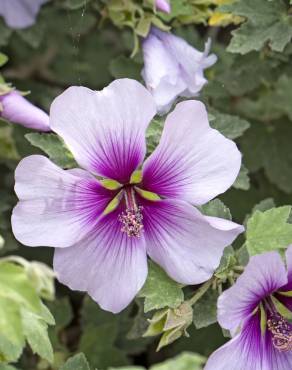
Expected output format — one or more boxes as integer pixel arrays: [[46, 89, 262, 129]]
[[205, 247, 292, 370], [0, 91, 50, 131], [12, 79, 243, 314], [155, 0, 171, 13], [142, 28, 217, 114], [0, 0, 48, 29]]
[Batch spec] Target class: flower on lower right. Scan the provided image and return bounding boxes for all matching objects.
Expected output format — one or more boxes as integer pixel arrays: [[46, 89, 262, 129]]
[[205, 247, 292, 370]]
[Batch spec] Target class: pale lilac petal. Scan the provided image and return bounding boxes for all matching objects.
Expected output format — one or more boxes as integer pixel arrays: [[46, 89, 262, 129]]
[[142, 28, 217, 114], [218, 251, 287, 335], [142, 100, 241, 205], [140, 197, 243, 285], [53, 205, 148, 313], [50, 79, 156, 183], [0, 0, 47, 29], [12, 155, 114, 248], [154, 31, 217, 96], [0, 92, 50, 131], [155, 0, 171, 13], [205, 314, 263, 370], [142, 34, 185, 115]]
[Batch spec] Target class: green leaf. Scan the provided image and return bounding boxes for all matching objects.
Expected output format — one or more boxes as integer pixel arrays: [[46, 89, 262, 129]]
[[64, 0, 88, 10], [109, 56, 142, 80], [251, 198, 276, 215], [246, 206, 292, 255], [0, 263, 42, 313], [215, 246, 237, 280], [240, 120, 292, 193], [193, 289, 219, 329], [0, 19, 12, 46], [0, 297, 24, 362], [0, 53, 8, 68], [79, 297, 128, 369], [136, 14, 152, 37], [210, 110, 250, 139], [0, 262, 54, 362], [146, 118, 163, 155], [150, 352, 205, 370], [25, 133, 77, 168], [60, 353, 90, 370], [47, 297, 72, 352], [0, 126, 19, 161], [16, 22, 45, 48], [200, 199, 231, 220], [21, 308, 54, 363], [110, 368, 144, 370], [138, 261, 184, 312], [220, 0, 292, 54], [0, 365, 20, 370], [233, 165, 250, 191]]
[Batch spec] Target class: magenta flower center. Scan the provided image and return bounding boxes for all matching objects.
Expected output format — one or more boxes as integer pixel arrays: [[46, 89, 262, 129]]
[[118, 187, 144, 238]]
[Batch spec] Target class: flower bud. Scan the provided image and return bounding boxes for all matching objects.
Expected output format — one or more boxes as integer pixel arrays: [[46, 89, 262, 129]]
[[144, 301, 193, 350], [0, 90, 50, 131], [155, 0, 171, 13]]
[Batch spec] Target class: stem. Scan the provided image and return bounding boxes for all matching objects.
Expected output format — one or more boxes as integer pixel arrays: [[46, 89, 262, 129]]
[[188, 278, 214, 306]]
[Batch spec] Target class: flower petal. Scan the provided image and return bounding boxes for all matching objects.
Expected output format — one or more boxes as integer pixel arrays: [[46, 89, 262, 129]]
[[142, 29, 216, 114], [0, 0, 47, 29], [50, 79, 156, 183], [140, 197, 243, 285], [142, 32, 185, 114], [285, 245, 292, 284], [53, 206, 148, 313], [206, 313, 292, 370], [142, 100, 241, 205], [205, 314, 263, 370], [218, 251, 287, 335], [153, 30, 217, 95], [12, 155, 114, 248], [0, 92, 50, 131]]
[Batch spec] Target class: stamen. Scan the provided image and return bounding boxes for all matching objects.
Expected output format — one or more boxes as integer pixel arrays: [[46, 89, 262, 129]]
[[119, 187, 144, 238], [267, 313, 292, 352], [119, 206, 144, 238]]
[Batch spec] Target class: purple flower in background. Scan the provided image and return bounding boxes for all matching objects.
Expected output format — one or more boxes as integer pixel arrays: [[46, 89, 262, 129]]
[[12, 79, 243, 313], [142, 28, 217, 114], [155, 0, 171, 13], [0, 0, 47, 29], [0, 91, 50, 131], [205, 247, 292, 370]]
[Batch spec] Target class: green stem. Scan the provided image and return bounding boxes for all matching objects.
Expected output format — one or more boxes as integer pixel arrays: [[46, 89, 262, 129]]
[[188, 278, 214, 306]]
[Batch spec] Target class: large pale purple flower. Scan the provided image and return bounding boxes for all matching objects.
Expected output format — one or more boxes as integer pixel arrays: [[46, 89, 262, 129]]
[[142, 28, 217, 114], [155, 0, 171, 13], [0, 91, 50, 131], [12, 79, 243, 313], [0, 0, 47, 29], [205, 247, 292, 370]]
